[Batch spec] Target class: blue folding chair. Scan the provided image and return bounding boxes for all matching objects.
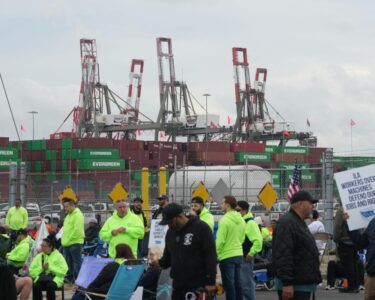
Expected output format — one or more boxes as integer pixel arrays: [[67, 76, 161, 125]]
[[83, 259, 146, 300], [106, 262, 145, 300]]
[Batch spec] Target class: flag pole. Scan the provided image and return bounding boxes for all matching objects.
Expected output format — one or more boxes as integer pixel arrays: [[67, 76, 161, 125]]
[[350, 121, 353, 168]]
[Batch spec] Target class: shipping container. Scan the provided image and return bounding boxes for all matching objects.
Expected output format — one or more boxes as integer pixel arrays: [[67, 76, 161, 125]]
[[78, 159, 125, 170], [0, 137, 9, 147], [230, 142, 265, 153], [0, 147, 18, 160], [235, 152, 271, 163], [272, 153, 306, 163], [77, 148, 119, 159], [277, 162, 310, 169]]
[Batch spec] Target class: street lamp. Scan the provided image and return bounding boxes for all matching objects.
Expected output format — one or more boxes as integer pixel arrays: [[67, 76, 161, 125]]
[[28, 111, 38, 140], [203, 93, 211, 141]]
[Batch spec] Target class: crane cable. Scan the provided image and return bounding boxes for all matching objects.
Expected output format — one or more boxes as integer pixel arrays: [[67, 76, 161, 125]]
[[0, 73, 21, 141]]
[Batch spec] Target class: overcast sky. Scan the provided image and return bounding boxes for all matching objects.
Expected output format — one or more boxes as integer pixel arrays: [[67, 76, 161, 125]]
[[0, 0, 374, 156]]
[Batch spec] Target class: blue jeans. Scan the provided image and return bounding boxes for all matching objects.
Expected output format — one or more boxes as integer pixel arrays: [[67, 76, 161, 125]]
[[219, 256, 243, 300], [63, 244, 82, 282], [241, 258, 255, 300]]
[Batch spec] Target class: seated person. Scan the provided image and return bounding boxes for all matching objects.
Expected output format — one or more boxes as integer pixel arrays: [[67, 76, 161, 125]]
[[72, 243, 135, 300], [85, 219, 100, 243], [139, 246, 162, 299], [6, 229, 31, 273], [326, 259, 365, 290], [0, 225, 9, 260], [29, 234, 68, 300]]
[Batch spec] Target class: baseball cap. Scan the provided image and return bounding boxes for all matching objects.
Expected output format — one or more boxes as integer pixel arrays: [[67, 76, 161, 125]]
[[133, 197, 143, 203], [290, 191, 318, 204], [159, 203, 183, 225], [157, 194, 168, 201], [191, 197, 204, 205]]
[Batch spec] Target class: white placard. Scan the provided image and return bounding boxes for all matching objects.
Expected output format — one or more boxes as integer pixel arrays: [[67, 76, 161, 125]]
[[335, 164, 375, 230], [148, 219, 168, 248]]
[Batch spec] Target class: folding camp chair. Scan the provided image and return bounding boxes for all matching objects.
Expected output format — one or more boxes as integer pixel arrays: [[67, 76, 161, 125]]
[[84, 259, 146, 300], [75, 256, 114, 289]]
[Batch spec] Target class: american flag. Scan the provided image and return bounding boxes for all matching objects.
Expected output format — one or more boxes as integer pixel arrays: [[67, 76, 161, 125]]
[[287, 161, 300, 200]]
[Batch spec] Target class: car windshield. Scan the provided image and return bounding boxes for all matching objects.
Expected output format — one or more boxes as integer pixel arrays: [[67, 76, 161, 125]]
[[41, 205, 62, 212], [27, 209, 40, 217]]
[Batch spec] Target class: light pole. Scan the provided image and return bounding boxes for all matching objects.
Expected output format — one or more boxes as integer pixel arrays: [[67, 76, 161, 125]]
[[28, 111, 38, 140], [203, 93, 211, 141]]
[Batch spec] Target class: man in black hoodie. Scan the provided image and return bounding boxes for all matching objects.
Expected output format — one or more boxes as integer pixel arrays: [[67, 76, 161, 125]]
[[158, 203, 217, 300]]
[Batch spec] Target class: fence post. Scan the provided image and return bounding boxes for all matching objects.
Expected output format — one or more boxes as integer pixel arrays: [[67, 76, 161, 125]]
[[141, 167, 149, 220], [19, 162, 26, 206], [174, 156, 177, 202], [159, 166, 167, 197], [324, 148, 334, 248], [9, 162, 17, 206]]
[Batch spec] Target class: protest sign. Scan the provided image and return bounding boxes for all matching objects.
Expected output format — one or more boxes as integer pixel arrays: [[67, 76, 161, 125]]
[[148, 219, 168, 248], [335, 164, 375, 230]]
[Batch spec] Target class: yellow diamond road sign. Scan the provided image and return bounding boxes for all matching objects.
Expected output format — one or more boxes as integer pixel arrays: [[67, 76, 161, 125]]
[[108, 183, 129, 203], [258, 182, 278, 210], [58, 185, 78, 202], [192, 182, 210, 203]]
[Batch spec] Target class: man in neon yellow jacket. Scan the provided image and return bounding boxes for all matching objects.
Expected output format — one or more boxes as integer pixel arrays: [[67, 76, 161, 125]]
[[237, 201, 263, 300], [29, 236, 68, 300], [216, 195, 245, 300], [191, 197, 214, 232], [6, 229, 31, 269], [61, 198, 84, 283], [100, 200, 144, 258], [6, 198, 28, 248]]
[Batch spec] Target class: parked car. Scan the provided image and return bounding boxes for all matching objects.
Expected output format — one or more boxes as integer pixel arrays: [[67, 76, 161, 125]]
[[206, 202, 224, 223], [27, 208, 43, 228], [88, 202, 113, 223], [41, 203, 63, 224]]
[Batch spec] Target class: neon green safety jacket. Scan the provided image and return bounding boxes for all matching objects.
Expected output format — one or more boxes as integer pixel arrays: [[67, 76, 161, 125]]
[[61, 207, 84, 247], [6, 206, 28, 230], [100, 211, 144, 258], [6, 235, 31, 267], [29, 249, 68, 287], [199, 207, 214, 232], [242, 212, 263, 257], [216, 210, 245, 261]]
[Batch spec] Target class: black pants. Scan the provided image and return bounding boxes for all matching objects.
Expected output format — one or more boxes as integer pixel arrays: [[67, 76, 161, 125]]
[[277, 290, 312, 300], [337, 243, 359, 289], [33, 280, 58, 300], [327, 260, 365, 286]]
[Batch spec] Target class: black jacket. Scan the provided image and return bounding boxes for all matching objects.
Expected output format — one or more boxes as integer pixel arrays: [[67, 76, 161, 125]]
[[359, 217, 375, 276], [139, 264, 161, 299], [272, 209, 321, 286], [159, 216, 217, 289], [85, 225, 100, 243], [87, 262, 119, 294]]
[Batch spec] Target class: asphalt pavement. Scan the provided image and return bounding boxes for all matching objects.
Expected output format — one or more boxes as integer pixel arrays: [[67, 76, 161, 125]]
[[252, 287, 364, 300]]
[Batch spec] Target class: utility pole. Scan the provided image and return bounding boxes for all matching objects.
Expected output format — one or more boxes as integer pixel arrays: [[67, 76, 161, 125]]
[[203, 93, 211, 141], [28, 111, 38, 140]]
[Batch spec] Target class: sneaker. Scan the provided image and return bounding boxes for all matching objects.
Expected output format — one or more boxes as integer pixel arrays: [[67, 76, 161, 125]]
[[325, 285, 335, 290], [359, 285, 365, 290]]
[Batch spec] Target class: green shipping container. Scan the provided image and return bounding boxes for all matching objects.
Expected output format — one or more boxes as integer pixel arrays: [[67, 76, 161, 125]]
[[235, 152, 271, 162], [77, 148, 119, 159], [286, 171, 316, 182], [0, 148, 18, 159], [277, 162, 310, 170], [46, 150, 57, 160], [78, 159, 125, 170], [0, 160, 21, 169], [278, 146, 309, 155], [265, 145, 279, 153], [62, 149, 79, 159], [61, 138, 73, 149], [26, 140, 47, 151]]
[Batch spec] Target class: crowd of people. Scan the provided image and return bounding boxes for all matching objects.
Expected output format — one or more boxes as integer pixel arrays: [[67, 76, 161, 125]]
[[1, 190, 375, 300]]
